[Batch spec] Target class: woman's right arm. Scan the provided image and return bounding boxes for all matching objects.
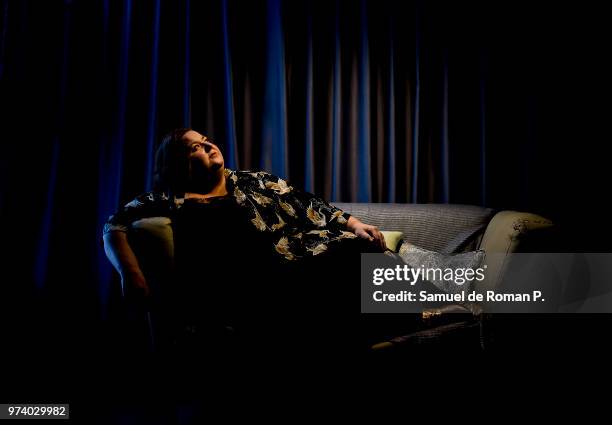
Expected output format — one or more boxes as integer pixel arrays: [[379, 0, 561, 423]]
[[103, 231, 149, 297], [102, 191, 172, 297]]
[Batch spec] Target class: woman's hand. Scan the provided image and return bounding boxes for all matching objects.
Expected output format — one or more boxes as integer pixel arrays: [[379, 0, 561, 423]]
[[121, 268, 151, 300], [347, 216, 387, 251]]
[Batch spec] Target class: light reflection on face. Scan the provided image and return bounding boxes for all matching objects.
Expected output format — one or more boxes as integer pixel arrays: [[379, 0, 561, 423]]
[[181, 130, 225, 175]]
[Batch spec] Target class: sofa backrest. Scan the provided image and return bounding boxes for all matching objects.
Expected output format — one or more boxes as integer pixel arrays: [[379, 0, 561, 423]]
[[129, 204, 496, 258], [333, 203, 496, 254]]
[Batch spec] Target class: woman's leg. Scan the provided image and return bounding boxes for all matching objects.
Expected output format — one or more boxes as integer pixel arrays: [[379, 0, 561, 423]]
[[305, 238, 440, 352]]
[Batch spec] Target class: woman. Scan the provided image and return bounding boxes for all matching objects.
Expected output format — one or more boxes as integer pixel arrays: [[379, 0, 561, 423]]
[[103, 128, 387, 354]]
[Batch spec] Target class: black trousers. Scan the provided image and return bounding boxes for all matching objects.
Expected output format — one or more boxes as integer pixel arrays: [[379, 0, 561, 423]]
[[251, 237, 424, 354], [151, 236, 437, 363]]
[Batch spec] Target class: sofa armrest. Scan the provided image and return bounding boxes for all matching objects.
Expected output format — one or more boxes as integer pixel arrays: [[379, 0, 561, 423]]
[[129, 217, 175, 294], [478, 211, 553, 254], [477, 211, 553, 292]]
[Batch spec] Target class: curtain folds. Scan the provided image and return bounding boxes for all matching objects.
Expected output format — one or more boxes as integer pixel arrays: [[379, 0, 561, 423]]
[[3, 0, 581, 305]]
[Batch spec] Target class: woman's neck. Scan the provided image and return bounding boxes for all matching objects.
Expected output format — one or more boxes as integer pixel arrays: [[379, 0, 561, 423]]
[[186, 169, 228, 198]]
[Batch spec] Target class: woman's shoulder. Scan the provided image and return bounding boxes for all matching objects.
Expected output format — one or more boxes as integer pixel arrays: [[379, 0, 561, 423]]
[[124, 190, 171, 208], [229, 169, 296, 197], [231, 168, 288, 183], [231, 169, 273, 178]]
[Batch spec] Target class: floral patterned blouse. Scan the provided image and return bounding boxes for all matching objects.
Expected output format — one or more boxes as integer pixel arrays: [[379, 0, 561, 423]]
[[103, 169, 357, 262]]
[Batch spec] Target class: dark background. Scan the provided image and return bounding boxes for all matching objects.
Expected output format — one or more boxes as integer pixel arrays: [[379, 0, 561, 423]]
[[1, 0, 611, 407]]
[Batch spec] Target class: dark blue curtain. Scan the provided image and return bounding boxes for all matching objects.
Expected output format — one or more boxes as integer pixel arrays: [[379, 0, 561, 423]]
[[1, 0, 610, 367]]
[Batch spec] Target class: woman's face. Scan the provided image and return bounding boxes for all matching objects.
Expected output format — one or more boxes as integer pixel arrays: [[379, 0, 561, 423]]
[[181, 130, 225, 175]]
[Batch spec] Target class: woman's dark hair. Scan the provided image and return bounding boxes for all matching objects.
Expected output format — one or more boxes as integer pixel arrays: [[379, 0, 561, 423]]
[[153, 128, 192, 195]]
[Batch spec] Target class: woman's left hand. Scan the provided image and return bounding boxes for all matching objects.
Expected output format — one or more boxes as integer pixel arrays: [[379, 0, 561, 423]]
[[347, 217, 387, 251]]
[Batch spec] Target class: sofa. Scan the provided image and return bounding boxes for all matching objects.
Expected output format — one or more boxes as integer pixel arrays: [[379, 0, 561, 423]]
[[128, 203, 554, 352], [333, 203, 554, 351]]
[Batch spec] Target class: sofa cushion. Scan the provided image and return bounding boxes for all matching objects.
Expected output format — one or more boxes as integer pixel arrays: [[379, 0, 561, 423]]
[[398, 241, 485, 297], [380, 231, 403, 252]]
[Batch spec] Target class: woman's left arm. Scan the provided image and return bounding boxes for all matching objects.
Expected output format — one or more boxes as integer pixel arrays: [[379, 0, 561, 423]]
[[346, 216, 387, 251], [268, 173, 387, 250]]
